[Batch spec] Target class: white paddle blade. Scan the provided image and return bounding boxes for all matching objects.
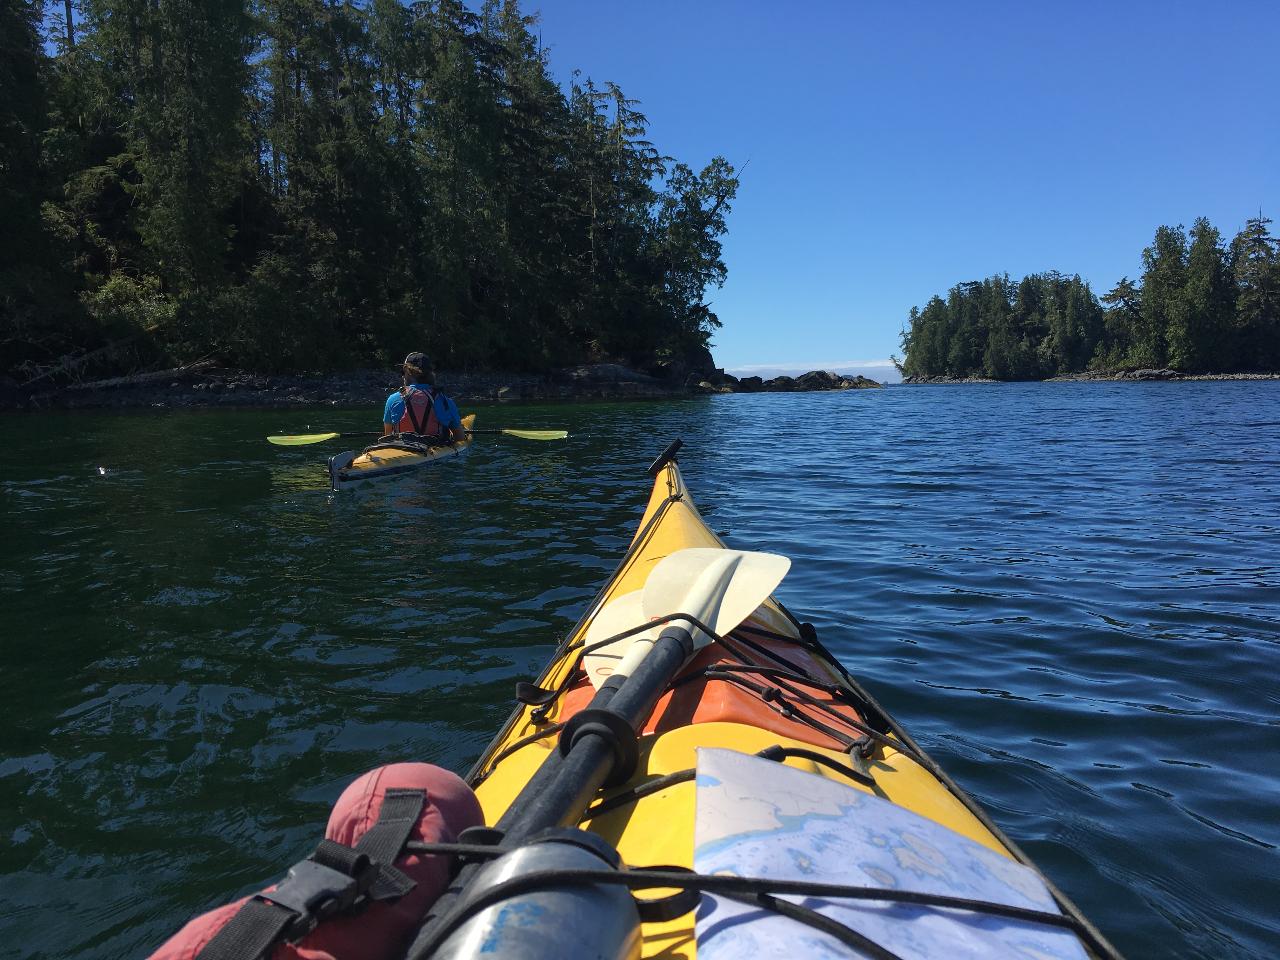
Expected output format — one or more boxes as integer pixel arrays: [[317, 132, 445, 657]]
[[581, 591, 659, 689], [642, 548, 791, 650]]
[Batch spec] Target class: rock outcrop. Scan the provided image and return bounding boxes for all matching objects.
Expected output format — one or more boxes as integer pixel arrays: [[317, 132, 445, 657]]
[[736, 370, 883, 392]]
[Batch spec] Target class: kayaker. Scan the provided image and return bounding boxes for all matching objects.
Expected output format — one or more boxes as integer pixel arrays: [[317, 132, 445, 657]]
[[382, 352, 466, 443]]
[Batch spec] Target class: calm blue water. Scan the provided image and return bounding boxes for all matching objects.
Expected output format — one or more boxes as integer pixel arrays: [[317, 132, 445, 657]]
[[2, 384, 1278, 958]]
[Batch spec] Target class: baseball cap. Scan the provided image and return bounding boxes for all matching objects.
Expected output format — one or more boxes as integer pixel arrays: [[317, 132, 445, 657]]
[[403, 352, 431, 371]]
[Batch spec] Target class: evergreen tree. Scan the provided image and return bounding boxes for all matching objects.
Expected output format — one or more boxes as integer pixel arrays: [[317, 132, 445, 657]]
[[80, 0, 254, 295], [1169, 217, 1234, 371], [1131, 224, 1187, 368], [652, 156, 739, 361], [1230, 215, 1279, 369], [978, 274, 1020, 378], [0, 0, 71, 373], [1011, 274, 1048, 377], [1048, 275, 1103, 374], [944, 281, 983, 376], [1098, 276, 1141, 368], [901, 295, 949, 377]]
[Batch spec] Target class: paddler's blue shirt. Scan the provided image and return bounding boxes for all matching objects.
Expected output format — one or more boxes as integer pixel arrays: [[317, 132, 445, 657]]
[[383, 384, 462, 433]]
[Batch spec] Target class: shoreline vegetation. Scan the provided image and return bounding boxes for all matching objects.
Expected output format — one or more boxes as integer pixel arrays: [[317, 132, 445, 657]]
[[3, 0, 742, 392], [897, 216, 1279, 381]]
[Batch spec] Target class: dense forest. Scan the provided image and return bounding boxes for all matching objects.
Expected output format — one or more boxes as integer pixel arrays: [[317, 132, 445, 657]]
[[0, 0, 738, 383], [898, 216, 1280, 380]]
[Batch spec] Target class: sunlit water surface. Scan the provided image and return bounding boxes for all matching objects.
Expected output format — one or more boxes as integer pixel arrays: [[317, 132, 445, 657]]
[[2, 383, 1277, 958]]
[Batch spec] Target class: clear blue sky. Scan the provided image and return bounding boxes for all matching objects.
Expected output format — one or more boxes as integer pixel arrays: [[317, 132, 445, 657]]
[[530, 0, 1279, 378]]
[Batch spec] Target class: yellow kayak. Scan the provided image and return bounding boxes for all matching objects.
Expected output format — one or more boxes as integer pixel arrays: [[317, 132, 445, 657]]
[[406, 442, 1119, 959], [328, 414, 476, 491], [152, 440, 1120, 959]]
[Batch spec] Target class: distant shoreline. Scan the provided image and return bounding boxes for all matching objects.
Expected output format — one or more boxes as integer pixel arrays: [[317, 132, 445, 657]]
[[903, 369, 1280, 385]]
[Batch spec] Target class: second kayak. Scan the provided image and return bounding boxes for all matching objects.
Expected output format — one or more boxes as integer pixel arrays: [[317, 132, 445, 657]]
[[328, 413, 476, 491]]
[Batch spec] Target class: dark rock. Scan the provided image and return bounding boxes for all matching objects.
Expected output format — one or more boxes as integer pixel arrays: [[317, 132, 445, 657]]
[[692, 367, 739, 387], [736, 369, 885, 392], [560, 363, 658, 385], [652, 343, 718, 384], [688, 343, 716, 372], [794, 370, 842, 390], [651, 359, 688, 383], [840, 375, 884, 389]]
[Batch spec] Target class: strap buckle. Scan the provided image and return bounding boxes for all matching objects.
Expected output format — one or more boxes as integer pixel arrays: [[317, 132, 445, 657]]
[[258, 856, 370, 939]]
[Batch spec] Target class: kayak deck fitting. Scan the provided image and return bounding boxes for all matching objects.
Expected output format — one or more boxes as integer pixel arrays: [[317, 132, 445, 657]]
[[328, 414, 476, 491], [412, 441, 1120, 959]]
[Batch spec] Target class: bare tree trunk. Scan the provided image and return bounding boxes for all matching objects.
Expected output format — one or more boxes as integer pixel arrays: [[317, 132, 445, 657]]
[[66, 359, 217, 392], [64, 0, 75, 47]]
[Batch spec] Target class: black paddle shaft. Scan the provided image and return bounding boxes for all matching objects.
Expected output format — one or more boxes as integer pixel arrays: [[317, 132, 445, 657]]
[[404, 625, 696, 960]]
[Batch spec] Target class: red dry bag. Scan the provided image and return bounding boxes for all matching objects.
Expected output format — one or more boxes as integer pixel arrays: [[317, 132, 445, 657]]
[[150, 762, 483, 960]]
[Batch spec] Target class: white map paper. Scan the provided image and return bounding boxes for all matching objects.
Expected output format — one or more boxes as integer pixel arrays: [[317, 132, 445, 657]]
[[693, 748, 1089, 959]]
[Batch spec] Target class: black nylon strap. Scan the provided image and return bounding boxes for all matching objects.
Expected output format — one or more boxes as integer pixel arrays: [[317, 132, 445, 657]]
[[196, 897, 294, 960], [403, 386, 428, 434], [355, 788, 423, 899], [311, 838, 369, 876], [194, 789, 425, 959]]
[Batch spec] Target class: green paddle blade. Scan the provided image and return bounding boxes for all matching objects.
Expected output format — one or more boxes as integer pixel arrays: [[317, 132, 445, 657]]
[[498, 428, 569, 441], [267, 432, 341, 446]]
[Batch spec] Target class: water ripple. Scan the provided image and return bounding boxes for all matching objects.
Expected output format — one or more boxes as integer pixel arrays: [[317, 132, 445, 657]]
[[1, 385, 1278, 957]]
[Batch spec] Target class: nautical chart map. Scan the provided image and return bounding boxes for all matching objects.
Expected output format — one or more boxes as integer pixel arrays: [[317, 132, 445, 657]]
[[693, 748, 1089, 959]]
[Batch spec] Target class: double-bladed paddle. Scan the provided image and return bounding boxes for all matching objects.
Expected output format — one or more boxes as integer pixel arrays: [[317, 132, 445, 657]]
[[582, 547, 791, 688], [267, 427, 567, 446]]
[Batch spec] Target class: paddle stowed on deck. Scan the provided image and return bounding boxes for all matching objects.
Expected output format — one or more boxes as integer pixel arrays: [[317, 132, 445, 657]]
[[405, 545, 791, 958]]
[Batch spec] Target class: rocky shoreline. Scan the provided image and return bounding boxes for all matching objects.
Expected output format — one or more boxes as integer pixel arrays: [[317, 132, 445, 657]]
[[5, 363, 883, 412], [902, 375, 999, 384], [1046, 369, 1280, 382], [905, 369, 1280, 384]]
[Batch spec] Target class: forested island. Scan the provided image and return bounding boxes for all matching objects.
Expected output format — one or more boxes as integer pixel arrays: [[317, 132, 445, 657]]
[[898, 216, 1279, 381], [2, 0, 737, 390]]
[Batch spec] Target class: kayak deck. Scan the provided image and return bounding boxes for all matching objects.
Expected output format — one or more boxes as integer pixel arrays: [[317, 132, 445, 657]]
[[329, 413, 475, 491], [467, 453, 1114, 957]]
